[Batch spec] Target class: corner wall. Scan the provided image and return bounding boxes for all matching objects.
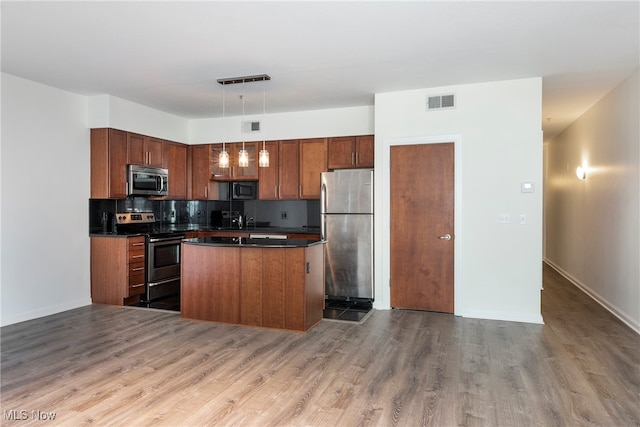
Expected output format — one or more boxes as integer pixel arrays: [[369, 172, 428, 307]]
[[374, 78, 544, 323], [1, 73, 91, 326], [544, 70, 639, 332]]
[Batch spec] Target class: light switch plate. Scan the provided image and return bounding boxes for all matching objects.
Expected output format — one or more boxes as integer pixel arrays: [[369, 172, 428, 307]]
[[521, 182, 534, 193]]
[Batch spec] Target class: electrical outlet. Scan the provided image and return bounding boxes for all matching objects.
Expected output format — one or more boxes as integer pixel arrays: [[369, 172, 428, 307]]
[[498, 213, 511, 224], [280, 210, 288, 220]]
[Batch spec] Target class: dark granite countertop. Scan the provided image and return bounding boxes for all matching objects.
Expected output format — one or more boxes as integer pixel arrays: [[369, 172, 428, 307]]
[[90, 225, 321, 238], [166, 224, 321, 234], [183, 236, 325, 248]]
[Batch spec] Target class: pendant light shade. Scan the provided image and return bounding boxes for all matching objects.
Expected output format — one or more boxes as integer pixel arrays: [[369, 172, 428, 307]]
[[259, 77, 269, 167], [238, 92, 248, 168], [218, 84, 229, 168], [219, 149, 229, 168], [238, 148, 249, 167], [259, 149, 269, 167]]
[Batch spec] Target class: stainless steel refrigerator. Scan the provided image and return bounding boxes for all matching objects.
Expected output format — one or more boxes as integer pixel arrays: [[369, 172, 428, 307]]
[[321, 169, 374, 300]]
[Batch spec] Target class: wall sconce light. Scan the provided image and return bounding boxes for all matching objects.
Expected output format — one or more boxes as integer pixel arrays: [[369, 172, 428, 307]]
[[576, 166, 586, 180]]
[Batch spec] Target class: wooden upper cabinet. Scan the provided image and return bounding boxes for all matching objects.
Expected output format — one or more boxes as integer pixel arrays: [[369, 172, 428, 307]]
[[164, 141, 188, 199], [127, 133, 164, 167], [91, 128, 128, 198], [259, 140, 299, 200], [355, 135, 374, 167], [211, 142, 259, 181], [299, 138, 327, 199], [258, 141, 279, 200], [327, 136, 355, 169], [190, 144, 216, 200], [279, 140, 300, 199], [327, 135, 374, 169]]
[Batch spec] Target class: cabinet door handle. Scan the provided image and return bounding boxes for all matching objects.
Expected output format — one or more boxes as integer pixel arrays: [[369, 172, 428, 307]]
[[131, 254, 144, 259], [131, 243, 145, 247], [356, 152, 359, 165], [131, 267, 145, 272], [351, 152, 355, 165], [131, 283, 145, 288]]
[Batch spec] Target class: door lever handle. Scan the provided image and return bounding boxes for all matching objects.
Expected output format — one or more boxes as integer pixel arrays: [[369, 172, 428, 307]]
[[438, 234, 452, 240]]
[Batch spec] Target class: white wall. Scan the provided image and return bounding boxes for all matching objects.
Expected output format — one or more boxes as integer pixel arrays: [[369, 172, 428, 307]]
[[1, 73, 91, 326], [545, 70, 639, 332], [190, 106, 374, 144], [374, 78, 544, 324], [88, 95, 190, 143]]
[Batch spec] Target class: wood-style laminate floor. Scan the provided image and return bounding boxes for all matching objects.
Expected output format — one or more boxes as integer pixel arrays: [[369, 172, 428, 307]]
[[2, 264, 638, 426]]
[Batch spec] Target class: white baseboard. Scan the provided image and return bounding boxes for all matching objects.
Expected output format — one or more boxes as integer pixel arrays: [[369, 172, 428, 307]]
[[0, 298, 92, 327], [544, 259, 640, 335], [461, 310, 544, 325]]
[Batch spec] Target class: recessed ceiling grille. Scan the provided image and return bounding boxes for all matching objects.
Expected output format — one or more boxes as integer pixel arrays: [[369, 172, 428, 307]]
[[426, 93, 456, 111], [242, 121, 261, 133]]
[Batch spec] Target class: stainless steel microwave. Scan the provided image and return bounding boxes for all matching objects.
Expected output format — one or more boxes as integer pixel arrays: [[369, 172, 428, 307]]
[[230, 181, 257, 200], [127, 165, 168, 196]]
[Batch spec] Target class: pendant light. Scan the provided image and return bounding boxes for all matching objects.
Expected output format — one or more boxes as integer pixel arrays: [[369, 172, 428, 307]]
[[216, 74, 271, 168], [258, 77, 269, 167], [238, 83, 249, 168], [218, 84, 230, 169]]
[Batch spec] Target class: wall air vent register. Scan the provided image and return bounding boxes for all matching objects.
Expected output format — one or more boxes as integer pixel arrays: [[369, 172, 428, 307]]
[[426, 93, 456, 111]]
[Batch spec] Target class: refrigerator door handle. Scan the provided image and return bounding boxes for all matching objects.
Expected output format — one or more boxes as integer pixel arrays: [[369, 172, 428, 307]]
[[320, 182, 326, 240]]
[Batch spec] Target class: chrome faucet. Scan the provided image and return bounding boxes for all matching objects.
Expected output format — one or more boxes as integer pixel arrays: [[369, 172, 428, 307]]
[[234, 213, 254, 229]]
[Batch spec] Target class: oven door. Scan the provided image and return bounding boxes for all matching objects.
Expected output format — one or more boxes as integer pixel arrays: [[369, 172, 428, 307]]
[[147, 236, 182, 300]]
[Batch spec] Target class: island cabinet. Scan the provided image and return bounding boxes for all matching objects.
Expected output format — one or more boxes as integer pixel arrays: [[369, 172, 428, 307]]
[[327, 135, 374, 169], [258, 140, 299, 200], [299, 138, 327, 199], [181, 242, 324, 331], [91, 235, 146, 306]]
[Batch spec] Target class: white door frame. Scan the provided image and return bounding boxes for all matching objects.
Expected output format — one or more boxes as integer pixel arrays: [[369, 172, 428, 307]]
[[374, 134, 463, 315]]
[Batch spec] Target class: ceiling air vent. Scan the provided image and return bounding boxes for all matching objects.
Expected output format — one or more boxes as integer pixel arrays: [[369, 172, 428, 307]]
[[242, 121, 261, 133], [426, 93, 456, 111]]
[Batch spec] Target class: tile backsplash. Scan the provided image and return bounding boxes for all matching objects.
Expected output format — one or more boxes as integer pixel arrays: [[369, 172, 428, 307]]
[[89, 198, 320, 233]]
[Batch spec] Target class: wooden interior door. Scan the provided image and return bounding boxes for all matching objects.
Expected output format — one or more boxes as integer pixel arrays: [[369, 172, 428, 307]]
[[390, 143, 454, 313]]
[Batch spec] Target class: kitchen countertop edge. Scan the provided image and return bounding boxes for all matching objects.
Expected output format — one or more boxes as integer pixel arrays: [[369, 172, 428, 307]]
[[183, 237, 325, 248]]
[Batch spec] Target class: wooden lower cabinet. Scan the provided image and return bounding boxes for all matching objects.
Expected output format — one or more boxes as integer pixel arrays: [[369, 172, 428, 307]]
[[181, 243, 324, 331], [91, 236, 146, 306]]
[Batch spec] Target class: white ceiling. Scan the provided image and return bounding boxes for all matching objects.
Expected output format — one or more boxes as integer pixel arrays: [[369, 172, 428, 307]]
[[2, 1, 638, 141]]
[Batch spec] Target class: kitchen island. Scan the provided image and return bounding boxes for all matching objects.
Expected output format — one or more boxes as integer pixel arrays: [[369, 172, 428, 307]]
[[181, 237, 325, 332]]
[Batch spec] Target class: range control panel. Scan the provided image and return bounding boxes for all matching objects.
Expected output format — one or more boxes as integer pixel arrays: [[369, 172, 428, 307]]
[[115, 212, 156, 225]]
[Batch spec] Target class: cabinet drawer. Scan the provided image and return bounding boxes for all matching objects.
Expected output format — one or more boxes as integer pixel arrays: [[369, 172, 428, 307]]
[[128, 282, 146, 296], [128, 237, 145, 262], [128, 236, 146, 249], [129, 270, 146, 295], [129, 250, 145, 263], [129, 261, 145, 276]]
